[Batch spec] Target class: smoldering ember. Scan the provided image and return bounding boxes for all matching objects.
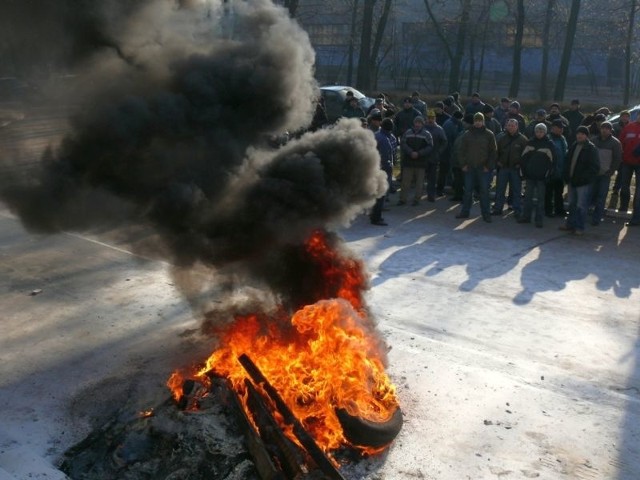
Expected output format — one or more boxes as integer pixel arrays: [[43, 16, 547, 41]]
[[1, 1, 640, 480]]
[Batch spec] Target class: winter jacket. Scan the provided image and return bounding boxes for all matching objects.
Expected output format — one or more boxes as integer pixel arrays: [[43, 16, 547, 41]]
[[375, 129, 397, 170], [458, 126, 497, 169], [549, 133, 568, 180], [620, 121, 640, 166], [393, 107, 422, 138], [563, 140, 600, 187], [401, 127, 434, 168], [521, 136, 556, 181], [424, 123, 448, 164], [591, 134, 622, 176], [496, 130, 528, 169]]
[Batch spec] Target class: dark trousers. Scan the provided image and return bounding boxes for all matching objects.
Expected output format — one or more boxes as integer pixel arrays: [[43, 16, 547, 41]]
[[544, 178, 565, 216], [437, 157, 451, 194], [522, 179, 546, 223], [451, 166, 464, 199], [461, 167, 490, 217], [370, 196, 385, 222], [425, 162, 438, 198]]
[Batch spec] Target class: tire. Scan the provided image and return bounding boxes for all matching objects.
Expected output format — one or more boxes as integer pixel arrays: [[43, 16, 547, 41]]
[[335, 406, 403, 449]]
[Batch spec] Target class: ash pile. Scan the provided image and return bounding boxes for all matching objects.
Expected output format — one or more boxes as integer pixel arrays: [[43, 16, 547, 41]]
[[61, 384, 257, 480]]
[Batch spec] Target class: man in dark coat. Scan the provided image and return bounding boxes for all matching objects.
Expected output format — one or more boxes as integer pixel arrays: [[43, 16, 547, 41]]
[[455, 112, 497, 222], [517, 123, 556, 227], [559, 126, 600, 235]]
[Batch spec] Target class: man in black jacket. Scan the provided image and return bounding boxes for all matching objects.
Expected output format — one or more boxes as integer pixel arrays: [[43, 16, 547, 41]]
[[560, 126, 600, 235], [517, 123, 556, 227]]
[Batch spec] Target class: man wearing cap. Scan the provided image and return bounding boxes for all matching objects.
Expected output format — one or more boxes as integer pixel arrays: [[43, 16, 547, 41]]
[[618, 113, 640, 225], [482, 104, 502, 136], [455, 112, 497, 222], [588, 113, 607, 137], [434, 101, 450, 126], [424, 110, 448, 201], [342, 96, 365, 119], [547, 103, 570, 137], [492, 118, 528, 216], [393, 97, 422, 139], [590, 121, 622, 226], [525, 109, 551, 139], [563, 99, 584, 145], [411, 91, 427, 116], [465, 92, 485, 115], [370, 118, 397, 226], [443, 111, 466, 201], [506, 101, 526, 133], [560, 126, 600, 235], [517, 123, 556, 227], [366, 97, 385, 117], [545, 119, 568, 217], [494, 97, 511, 127], [399, 116, 434, 206]]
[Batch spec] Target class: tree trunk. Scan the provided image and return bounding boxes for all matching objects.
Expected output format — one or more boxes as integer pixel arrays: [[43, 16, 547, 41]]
[[347, 0, 359, 86], [623, 0, 637, 105], [508, 0, 524, 98], [356, 0, 376, 90], [553, 0, 581, 101], [450, 0, 471, 93], [539, 0, 554, 101], [370, 0, 392, 73], [283, 0, 299, 17]]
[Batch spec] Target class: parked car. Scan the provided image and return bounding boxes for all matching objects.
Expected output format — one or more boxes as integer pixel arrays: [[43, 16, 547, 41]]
[[608, 104, 640, 124], [319, 85, 375, 123]]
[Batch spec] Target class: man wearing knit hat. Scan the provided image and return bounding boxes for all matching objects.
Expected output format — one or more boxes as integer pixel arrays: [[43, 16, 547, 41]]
[[559, 126, 600, 235], [399, 116, 434, 206], [518, 123, 556, 228], [455, 112, 497, 222]]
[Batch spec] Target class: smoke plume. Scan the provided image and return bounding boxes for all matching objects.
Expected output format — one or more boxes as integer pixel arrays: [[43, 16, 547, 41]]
[[0, 0, 386, 319]]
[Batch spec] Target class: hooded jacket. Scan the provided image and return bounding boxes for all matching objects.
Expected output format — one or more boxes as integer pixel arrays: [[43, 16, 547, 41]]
[[520, 135, 556, 180]]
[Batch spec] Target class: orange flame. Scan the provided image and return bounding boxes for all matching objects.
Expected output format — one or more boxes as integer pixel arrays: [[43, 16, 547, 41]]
[[168, 230, 399, 455]]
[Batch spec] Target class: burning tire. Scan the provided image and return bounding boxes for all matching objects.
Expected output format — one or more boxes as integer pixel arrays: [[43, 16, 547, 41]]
[[336, 406, 403, 449]]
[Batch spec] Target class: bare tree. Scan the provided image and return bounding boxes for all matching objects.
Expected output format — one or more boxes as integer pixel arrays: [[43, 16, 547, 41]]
[[623, 0, 638, 105], [508, 0, 525, 98], [347, 0, 359, 86], [283, 0, 299, 17], [423, 0, 470, 93], [553, 0, 581, 101], [539, 0, 555, 101], [356, 0, 375, 90], [355, 0, 392, 91]]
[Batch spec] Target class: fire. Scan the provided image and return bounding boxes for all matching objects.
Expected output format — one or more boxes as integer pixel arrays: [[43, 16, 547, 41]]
[[168, 230, 399, 455]]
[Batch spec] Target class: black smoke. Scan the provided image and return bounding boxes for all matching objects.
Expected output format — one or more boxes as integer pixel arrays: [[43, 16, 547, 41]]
[[0, 0, 386, 316]]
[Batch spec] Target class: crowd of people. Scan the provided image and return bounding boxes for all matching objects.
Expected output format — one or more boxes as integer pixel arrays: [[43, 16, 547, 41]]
[[341, 91, 640, 233]]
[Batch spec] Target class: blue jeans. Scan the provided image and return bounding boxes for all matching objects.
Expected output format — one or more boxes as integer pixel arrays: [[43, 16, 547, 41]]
[[619, 164, 640, 222], [590, 174, 610, 224], [461, 167, 490, 217], [493, 167, 521, 213], [522, 179, 546, 223], [566, 184, 591, 231]]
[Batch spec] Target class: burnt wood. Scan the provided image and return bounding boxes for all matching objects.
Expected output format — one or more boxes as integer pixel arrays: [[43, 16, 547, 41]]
[[238, 353, 346, 480], [244, 379, 307, 479], [218, 376, 286, 480]]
